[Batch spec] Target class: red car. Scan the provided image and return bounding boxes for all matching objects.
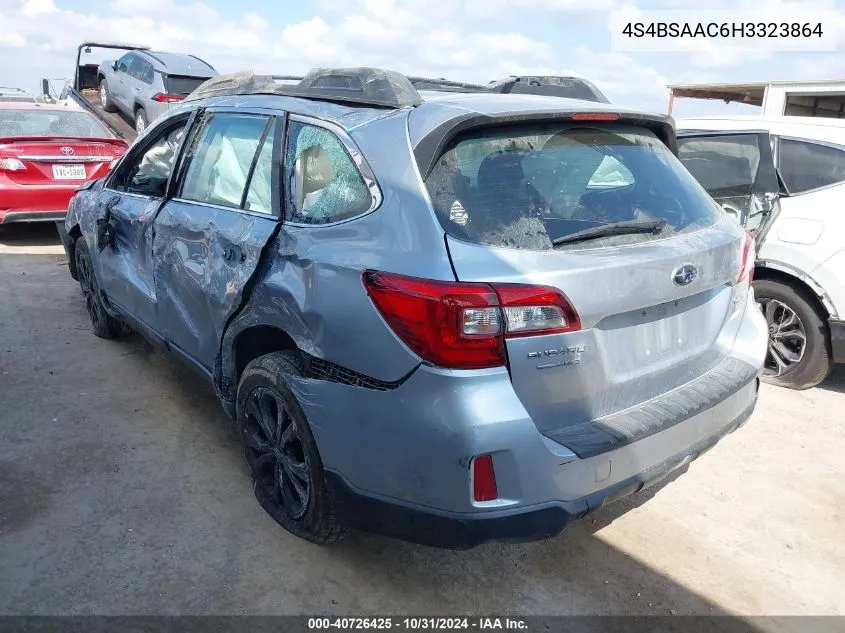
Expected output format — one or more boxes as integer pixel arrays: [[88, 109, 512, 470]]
[[0, 101, 128, 224]]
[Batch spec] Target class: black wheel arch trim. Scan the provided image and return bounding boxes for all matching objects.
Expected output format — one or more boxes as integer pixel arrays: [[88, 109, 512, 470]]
[[830, 319, 845, 364]]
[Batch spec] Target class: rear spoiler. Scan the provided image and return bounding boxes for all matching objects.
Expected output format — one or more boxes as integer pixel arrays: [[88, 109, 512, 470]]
[[412, 110, 677, 181]]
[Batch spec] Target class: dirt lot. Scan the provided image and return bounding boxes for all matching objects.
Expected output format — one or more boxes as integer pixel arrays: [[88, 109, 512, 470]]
[[1, 224, 843, 617]]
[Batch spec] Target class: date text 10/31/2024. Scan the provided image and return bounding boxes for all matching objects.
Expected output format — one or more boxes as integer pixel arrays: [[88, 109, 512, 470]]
[[307, 618, 528, 630]]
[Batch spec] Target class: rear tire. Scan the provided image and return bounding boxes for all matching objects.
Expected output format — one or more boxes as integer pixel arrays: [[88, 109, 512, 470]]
[[236, 351, 345, 544], [134, 108, 148, 134], [754, 278, 833, 390], [99, 79, 116, 113], [74, 237, 132, 339]]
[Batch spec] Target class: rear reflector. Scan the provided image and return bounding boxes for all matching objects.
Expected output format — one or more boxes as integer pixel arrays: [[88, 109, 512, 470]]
[[363, 271, 580, 370], [570, 112, 620, 121], [472, 455, 498, 502]]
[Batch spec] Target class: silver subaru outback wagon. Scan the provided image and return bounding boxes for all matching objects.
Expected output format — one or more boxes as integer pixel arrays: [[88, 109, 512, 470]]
[[58, 68, 768, 548]]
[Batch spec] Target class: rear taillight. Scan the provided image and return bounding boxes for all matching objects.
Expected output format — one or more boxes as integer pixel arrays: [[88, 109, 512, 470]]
[[363, 271, 580, 370], [472, 455, 498, 502], [737, 231, 755, 286], [152, 93, 184, 103], [0, 157, 26, 171]]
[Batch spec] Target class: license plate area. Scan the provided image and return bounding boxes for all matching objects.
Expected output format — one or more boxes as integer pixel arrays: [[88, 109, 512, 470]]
[[52, 164, 87, 180]]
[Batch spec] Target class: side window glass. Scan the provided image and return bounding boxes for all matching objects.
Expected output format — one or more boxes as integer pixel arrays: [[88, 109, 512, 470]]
[[244, 123, 277, 214], [677, 135, 760, 199], [128, 57, 145, 80], [180, 113, 271, 210], [142, 63, 154, 85], [117, 54, 134, 74], [112, 120, 188, 197], [779, 138, 845, 194], [284, 121, 372, 224]]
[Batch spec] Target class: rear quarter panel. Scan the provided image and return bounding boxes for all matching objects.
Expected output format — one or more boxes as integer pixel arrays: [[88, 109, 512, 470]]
[[220, 113, 455, 398]]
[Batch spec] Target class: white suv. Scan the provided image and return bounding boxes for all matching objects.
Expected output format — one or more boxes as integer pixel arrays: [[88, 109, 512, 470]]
[[677, 116, 845, 389]]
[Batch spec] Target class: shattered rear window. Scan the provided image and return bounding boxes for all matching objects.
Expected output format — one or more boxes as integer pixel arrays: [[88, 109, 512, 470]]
[[425, 123, 721, 251], [0, 109, 113, 139]]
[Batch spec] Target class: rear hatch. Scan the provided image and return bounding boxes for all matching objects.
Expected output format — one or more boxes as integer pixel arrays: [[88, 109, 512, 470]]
[[165, 75, 212, 99], [422, 119, 752, 455]]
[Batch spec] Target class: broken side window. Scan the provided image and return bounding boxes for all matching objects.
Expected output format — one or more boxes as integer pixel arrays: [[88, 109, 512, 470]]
[[284, 122, 372, 224]]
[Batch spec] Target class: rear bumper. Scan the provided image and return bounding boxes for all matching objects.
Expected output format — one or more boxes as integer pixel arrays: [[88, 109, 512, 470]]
[[0, 210, 67, 224], [830, 319, 845, 364], [327, 387, 757, 549]]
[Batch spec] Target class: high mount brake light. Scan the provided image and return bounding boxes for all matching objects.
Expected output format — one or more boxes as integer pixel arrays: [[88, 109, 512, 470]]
[[570, 112, 620, 121], [362, 271, 581, 370]]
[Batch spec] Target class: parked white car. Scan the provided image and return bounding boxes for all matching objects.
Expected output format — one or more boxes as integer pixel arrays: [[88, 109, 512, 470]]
[[677, 116, 845, 389]]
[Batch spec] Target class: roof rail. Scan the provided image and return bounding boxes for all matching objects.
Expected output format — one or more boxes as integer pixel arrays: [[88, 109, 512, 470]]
[[184, 67, 609, 108], [186, 68, 423, 108], [407, 76, 487, 93]]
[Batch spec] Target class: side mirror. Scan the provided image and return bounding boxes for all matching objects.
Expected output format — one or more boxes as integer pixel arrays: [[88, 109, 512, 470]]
[[112, 61, 119, 71]]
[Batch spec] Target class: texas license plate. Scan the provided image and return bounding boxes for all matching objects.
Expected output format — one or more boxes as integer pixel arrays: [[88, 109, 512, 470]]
[[52, 164, 86, 180]]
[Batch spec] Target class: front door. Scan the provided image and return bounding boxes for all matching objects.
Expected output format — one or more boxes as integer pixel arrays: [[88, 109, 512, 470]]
[[151, 109, 282, 371], [677, 131, 780, 243], [96, 113, 192, 328]]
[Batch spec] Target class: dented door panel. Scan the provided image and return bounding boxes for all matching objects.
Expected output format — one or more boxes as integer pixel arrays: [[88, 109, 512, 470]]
[[94, 189, 163, 327], [152, 200, 279, 371]]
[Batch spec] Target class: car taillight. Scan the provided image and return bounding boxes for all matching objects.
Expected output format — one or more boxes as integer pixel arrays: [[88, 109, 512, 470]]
[[152, 93, 184, 103], [472, 455, 498, 502], [737, 231, 755, 286], [362, 270, 581, 370], [0, 157, 26, 171]]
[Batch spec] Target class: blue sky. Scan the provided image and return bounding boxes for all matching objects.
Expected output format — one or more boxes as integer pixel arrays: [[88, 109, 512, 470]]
[[1, 0, 843, 117]]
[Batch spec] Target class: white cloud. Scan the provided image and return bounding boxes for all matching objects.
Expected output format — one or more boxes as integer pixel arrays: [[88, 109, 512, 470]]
[[466, 0, 625, 15], [791, 54, 843, 79], [560, 46, 672, 112], [0, 0, 562, 93]]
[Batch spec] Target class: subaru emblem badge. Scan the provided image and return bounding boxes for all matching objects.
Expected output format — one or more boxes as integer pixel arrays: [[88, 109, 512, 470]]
[[672, 263, 698, 287]]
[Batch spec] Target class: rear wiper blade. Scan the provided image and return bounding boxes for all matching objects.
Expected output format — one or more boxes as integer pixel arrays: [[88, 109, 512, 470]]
[[552, 219, 667, 247]]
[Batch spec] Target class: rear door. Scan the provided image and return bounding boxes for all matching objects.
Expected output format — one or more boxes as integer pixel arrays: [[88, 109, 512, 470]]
[[112, 53, 136, 112], [151, 108, 281, 372], [677, 131, 780, 241], [424, 122, 749, 454], [96, 113, 194, 328]]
